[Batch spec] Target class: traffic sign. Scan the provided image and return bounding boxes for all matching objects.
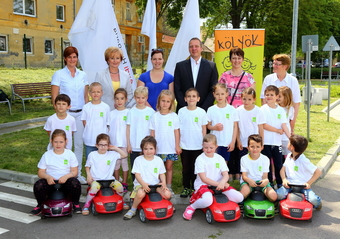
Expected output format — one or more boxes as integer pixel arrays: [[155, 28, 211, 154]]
[[323, 36, 340, 51]]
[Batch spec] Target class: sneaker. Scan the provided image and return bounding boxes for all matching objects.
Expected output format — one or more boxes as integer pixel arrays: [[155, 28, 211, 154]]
[[123, 202, 130, 210], [77, 175, 87, 184], [123, 209, 137, 220], [122, 183, 128, 193], [73, 203, 82, 214], [29, 206, 41, 216], [180, 188, 191, 198], [168, 188, 175, 197], [183, 205, 195, 220], [316, 202, 322, 211], [82, 207, 89, 216]]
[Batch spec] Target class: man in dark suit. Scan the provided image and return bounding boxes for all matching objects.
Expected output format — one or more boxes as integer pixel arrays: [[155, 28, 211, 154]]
[[174, 37, 218, 112]]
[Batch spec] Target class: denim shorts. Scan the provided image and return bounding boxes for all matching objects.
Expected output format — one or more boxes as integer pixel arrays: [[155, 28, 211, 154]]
[[157, 154, 178, 162]]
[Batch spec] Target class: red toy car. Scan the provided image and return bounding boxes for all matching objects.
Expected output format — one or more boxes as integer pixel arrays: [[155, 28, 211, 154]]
[[40, 180, 73, 219], [279, 184, 313, 222], [201, 186, 241, 224], [138, 185, 174, 222], [91, 180, 124, 215]]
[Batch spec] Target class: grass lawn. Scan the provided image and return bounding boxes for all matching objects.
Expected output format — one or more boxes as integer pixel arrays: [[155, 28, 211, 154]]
[[1, 68, 340, 193]]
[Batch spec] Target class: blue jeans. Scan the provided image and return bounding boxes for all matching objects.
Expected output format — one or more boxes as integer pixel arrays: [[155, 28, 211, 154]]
[[276, 186, 322, 208], [85, 145, 97, 160], [217, 146, 231, 161]]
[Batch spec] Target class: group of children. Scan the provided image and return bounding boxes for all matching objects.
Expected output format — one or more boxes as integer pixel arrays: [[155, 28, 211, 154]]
[[30, 80, 322, 221]]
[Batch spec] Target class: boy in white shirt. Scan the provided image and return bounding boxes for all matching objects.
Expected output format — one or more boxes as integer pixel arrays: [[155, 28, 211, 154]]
[[178, 88, 208, 198], [277, 135, 322, 210], [81, 82, 110, 159], [240, 134, 277, 202], [261, 85, 290, 188], [126, 86, 155, 182], [44, 94, 76, 151]]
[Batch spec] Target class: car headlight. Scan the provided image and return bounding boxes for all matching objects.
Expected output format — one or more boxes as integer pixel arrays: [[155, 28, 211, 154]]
[[214, 210, 222, 214], [246, 205, 254, 210], [146, 208, 153, 212], [305, 208, 311, 212], [168, 205, 173, 210], [43, 204, 50, 209], [64, 203, 71, 208], [267, 206, 273, 211]]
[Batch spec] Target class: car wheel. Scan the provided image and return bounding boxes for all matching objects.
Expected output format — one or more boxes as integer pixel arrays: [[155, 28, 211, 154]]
[[242, 213, 248, 219], [139, 208, 148, 223], [40, 214, 46, 220], [205, 209, 215, 224], [91, 203, 98, 216]]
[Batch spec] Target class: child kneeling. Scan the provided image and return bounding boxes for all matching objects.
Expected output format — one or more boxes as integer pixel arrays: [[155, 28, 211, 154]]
[[183, 134, 244, 220], [124, 136, 171, 220], [276, 135, 322, 210]]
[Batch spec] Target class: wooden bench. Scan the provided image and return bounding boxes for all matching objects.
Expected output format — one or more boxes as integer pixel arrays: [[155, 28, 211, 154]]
[[0, 98, 12, 115], [11, 82, 51, 112], [321, 71, 339, 79]]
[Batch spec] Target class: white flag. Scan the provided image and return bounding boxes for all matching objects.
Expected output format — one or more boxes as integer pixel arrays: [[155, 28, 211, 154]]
[[164, 0, 200, 76], [68, 0, 135, 86], [141, 0, 157, 71]]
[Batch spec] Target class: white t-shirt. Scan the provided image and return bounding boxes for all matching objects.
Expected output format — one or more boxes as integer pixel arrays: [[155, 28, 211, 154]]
[[240, 154, 270, 183], [85, 151, 121, 180], [44, 113, 77, 150], [260, 73, 302, 104], [178, 107, 208, 150], [282, 106, 294, 142], [261, 104, 288, 146], [107, 109, 129, 147], [207, 104, 239, 147], [236, 105, 265, 147], [149, 112, 180, 154], [81, 101, 110, 146], [127, 106, 155, 152], [37, 149, 78, 180], [283, 153, 317, 184], [194, 153, 229, 190], [132, 155, 166, 187]]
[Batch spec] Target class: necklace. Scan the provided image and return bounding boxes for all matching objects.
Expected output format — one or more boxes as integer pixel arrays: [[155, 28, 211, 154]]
[[110, 71, 119, 74]]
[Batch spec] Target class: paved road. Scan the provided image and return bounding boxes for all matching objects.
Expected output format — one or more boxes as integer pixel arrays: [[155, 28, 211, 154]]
[[1, 158, 339, 239]]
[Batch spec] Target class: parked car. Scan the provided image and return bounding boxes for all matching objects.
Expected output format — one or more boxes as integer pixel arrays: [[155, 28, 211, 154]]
[[333, 62, 340, 68]]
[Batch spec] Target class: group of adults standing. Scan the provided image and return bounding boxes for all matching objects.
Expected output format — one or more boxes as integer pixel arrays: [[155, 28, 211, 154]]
[[50, 37, 301, 184]]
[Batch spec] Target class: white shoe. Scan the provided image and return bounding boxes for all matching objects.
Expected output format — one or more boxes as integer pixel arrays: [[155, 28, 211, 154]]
[[169, 188, 175, 197], [77, 175, 87, 184]]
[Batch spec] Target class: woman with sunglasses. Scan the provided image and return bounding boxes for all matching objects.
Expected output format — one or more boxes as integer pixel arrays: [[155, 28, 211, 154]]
[[137, 49, 174, 110]]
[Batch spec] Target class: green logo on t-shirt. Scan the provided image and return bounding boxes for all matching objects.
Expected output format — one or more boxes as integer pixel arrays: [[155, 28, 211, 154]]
[[226, 114, 230, 119], [258, 166, 262, 172], [65, 125, 70, 131], [294, 166, 299, 172], [107, 160, 111, 165], [64, 159, 68, 165], [168, 121, 172, 126], [252, 117, 256, 122], [100, 112, 104, 117], [154, 168, 158, 173], [195, 117, 198, 122], [278, 114, 281, 119], [216, 163, 220, 168], [123, 116, 127, 121], [145, 115, 149, 120]]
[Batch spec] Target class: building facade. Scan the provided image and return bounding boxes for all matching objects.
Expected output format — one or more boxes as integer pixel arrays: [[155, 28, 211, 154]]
[[0, 0, 172, 68]]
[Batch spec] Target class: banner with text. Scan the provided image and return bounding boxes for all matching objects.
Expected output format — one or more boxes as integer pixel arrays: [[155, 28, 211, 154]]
[[214, 29, 265, 105]]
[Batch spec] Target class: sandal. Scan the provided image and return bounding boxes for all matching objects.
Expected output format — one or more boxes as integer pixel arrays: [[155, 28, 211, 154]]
[[82, 207, 90, 216]]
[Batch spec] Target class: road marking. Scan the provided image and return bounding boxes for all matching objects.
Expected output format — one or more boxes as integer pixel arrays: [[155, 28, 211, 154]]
[[0, 192, 36, 207], [0, 207, 40, 223], [0, 228, 9, 235], [0, 181, 33, 192]]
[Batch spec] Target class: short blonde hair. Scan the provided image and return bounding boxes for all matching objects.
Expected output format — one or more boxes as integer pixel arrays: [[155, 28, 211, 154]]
[[104, 46, 123, 62], [134, 86, 149, 97], [203, 134, 217, 145], [89, 82, 102, 92], [156, 90, 175, 112]]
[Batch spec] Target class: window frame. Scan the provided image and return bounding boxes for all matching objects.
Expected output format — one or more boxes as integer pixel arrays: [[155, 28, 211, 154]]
[[0, 35, 8, 53], [44, 39, 54, 55], [13, 0, 36, 17], [23, 37, 33, 54], [56, 5, 65, 22], [126, 2, 131, 21]]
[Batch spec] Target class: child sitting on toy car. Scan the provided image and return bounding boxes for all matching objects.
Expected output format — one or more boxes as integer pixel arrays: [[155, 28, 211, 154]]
[[276, 135, 322, 210], [240, 134, 277, 202]]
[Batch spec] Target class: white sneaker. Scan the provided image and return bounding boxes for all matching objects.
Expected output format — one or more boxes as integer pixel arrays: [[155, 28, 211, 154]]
[[77, 175, 87, 184], [169, 188, 175, 197]]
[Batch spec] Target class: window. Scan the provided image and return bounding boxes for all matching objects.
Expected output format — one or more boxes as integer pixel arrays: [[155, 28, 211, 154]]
[[126, 2, 131, 21], [45, 40, 54, 54], [56, 5, 65, 21], [63, 41, 71, 49], [14, 0, 36, 16], [23, 37, 33, 54], [138, 13, 143, 22], [111, 0, 115, 7], [0, 35, 8, 52]]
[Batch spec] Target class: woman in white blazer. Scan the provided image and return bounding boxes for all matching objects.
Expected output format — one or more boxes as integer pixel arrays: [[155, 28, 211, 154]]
[[95, 46, 135, 110]]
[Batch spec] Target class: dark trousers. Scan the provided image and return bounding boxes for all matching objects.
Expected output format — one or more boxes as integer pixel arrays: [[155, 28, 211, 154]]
[[130, 151, 141, 182], [181, 149, 202, 189], [262, 145, 283, 185], [228, 145, 240, 175], [33, 177, 81, 205]]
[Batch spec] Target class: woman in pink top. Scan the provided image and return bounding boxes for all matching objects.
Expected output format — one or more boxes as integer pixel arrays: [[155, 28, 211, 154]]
[[219, 48, 255, 108]]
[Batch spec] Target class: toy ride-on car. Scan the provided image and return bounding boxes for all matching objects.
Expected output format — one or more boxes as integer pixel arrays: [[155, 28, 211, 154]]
[[40, 180, 73, 219], [279, 184, 313, 222], [138, 184, 174, 222], [201, 186, 241, 224], [243, 182, 275, 220], [91, 180, 124, 216]]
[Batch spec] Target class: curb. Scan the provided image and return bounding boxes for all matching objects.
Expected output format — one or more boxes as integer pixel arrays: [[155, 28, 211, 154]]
[[0, 116, 49, 129], [317, 136, 340, 178], [322, 99, 340, 113]]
